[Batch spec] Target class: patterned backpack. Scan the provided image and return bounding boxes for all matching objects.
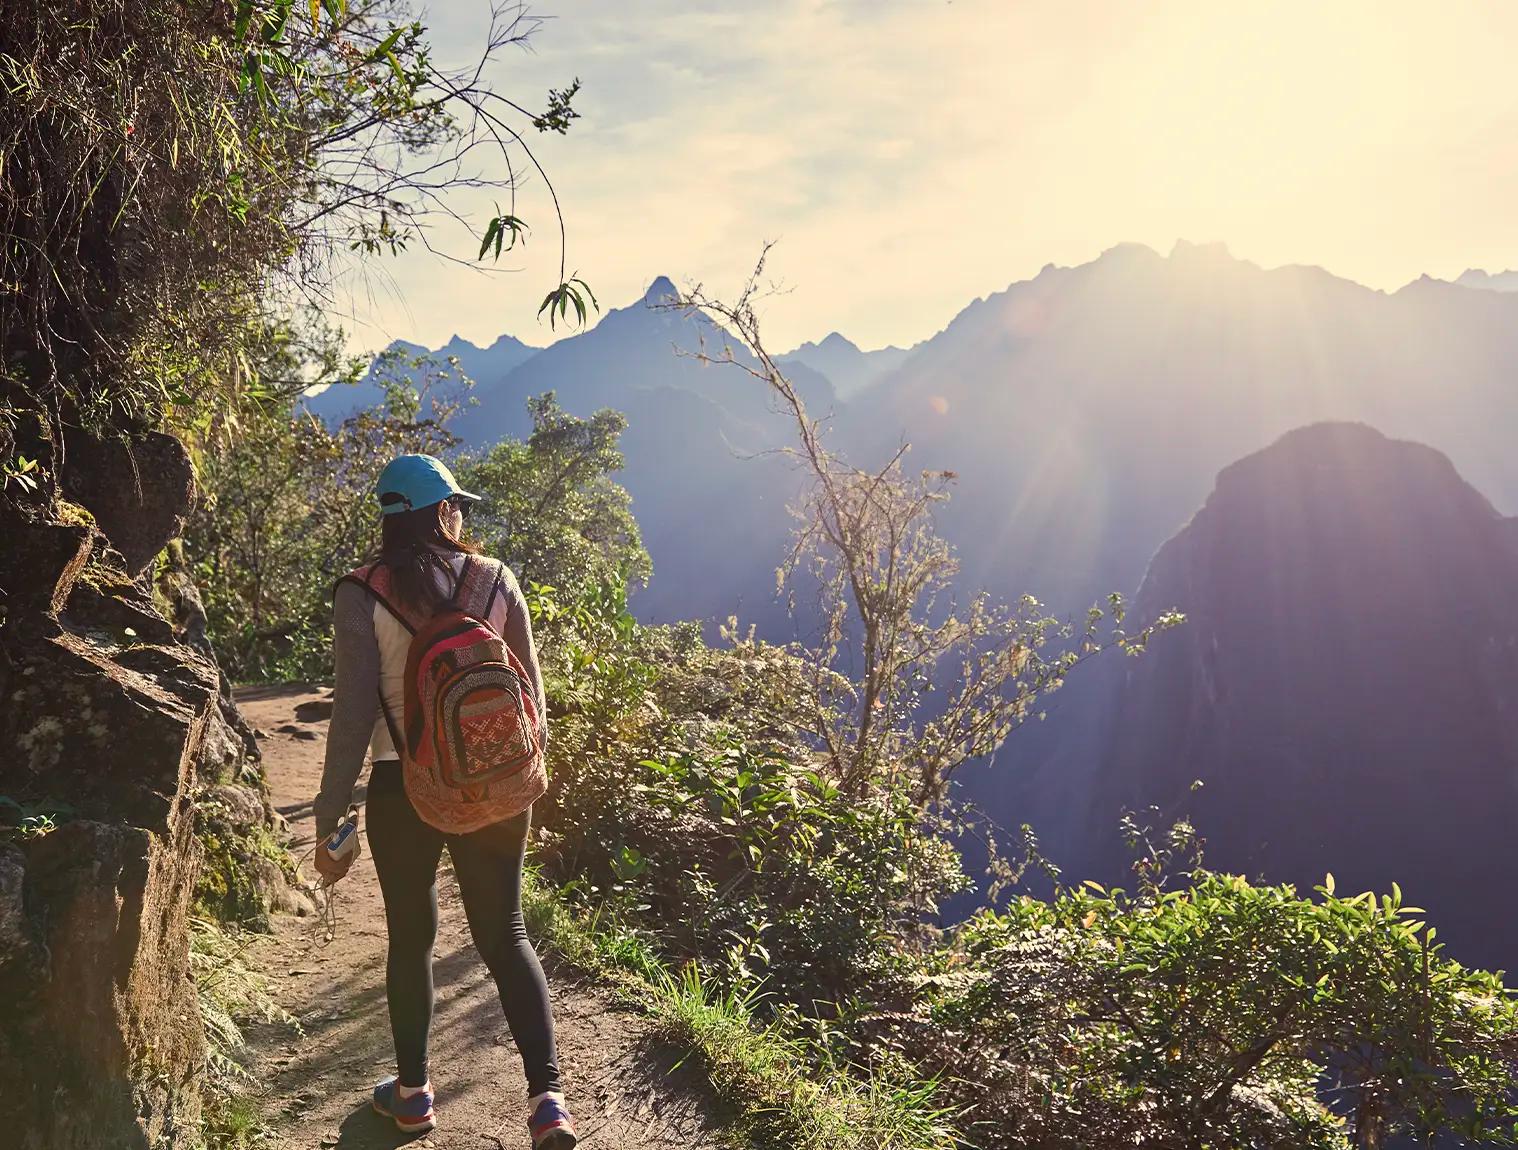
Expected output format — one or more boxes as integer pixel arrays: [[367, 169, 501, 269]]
[[342, 555, 546, 834]]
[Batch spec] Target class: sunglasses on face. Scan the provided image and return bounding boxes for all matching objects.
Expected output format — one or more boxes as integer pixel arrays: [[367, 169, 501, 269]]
[[448, 496, 473, 520]]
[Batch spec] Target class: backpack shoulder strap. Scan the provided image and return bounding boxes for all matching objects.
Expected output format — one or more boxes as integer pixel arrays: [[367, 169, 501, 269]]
[[336, 563, 409, 760], [339, 562, 418, 635], [484, 568, 506, 623]]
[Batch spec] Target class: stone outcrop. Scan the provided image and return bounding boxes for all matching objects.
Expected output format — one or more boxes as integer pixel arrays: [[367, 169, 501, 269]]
[[0, 474, 287, 1147], [0, 520, 93, 615], [61, 428, 196, 575], [0, 518, 222, 1147]]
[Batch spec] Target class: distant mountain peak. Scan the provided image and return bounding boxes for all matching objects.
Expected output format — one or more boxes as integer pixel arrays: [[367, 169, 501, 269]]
[[642, 275, 679, 305], [482, 332, 524, 351], [1097, 241, 1161, 264], [1456, 268, 1518, 293], [786, 331, 862, 356]]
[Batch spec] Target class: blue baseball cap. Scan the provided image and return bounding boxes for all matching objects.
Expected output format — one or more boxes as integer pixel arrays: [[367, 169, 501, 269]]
[[375, 454, 480, 516]]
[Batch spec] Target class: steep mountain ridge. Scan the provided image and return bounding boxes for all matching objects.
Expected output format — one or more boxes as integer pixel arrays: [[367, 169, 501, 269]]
[[303, 331, 540, 424], [1026, 423, 1518, 971]]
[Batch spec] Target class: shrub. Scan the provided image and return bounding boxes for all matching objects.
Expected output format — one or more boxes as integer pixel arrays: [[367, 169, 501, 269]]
[[532, 575, 964, 1009], [904, 874, 1518, 1149]]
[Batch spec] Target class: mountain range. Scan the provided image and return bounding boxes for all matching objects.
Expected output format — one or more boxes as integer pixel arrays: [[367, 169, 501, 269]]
[[314, 243, 1518, 628], [306, 247, 1518, 966], [304, 332, 539, 425]]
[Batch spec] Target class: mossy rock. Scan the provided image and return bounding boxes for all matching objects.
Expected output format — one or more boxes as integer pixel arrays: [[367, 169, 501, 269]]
[[193, 788, 304, 928], [55, 499, 97, 529]]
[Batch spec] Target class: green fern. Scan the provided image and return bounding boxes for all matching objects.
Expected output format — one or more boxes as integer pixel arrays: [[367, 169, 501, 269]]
[[189, 916, 301, 1085]]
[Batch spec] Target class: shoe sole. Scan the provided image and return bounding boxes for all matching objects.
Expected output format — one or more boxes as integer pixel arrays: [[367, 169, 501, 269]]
[[373, 1098, 437, 1135], [537, 1132, 577, 1150]]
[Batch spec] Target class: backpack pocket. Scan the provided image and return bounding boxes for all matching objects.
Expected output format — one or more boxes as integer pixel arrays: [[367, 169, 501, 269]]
[[433, 661, 540, 792]]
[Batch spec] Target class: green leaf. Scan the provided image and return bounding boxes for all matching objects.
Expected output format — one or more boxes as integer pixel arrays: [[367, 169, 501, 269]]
[[368, 25, 405, 62], [235, 0, 256, 40], [261, 0, 292, 43], [477, 217, 499, 261]]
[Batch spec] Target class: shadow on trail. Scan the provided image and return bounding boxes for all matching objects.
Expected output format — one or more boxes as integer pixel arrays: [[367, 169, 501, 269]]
[[331, 1100, 424, 1149]]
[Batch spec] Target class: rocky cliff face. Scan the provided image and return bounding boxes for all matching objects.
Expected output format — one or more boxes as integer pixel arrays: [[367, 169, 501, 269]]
[[1081, 423, 1518, 971], [0, 429, 266, 1148]]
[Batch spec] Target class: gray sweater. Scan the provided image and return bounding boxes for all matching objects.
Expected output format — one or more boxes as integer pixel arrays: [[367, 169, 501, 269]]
[[314, 559, 546, 837]]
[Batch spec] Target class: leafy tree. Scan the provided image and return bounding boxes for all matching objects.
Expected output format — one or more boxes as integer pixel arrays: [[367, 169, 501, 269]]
[[667, 252, 1182, 896], [186, 317, 466, 680], [459, 393, 651, 605]]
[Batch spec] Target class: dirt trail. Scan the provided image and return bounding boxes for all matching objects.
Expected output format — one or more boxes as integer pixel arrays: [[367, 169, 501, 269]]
[[236, 685, 732, 1150]]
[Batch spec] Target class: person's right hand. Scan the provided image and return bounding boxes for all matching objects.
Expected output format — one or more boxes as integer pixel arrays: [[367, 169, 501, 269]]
[[314, 838, 355, 884]]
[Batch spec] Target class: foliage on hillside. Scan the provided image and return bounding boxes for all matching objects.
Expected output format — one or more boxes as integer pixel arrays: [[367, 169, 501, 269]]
[[186, 340, 1518, 1147], [918, 876, 1518, 1147], [523, 562, 1518, 1150]]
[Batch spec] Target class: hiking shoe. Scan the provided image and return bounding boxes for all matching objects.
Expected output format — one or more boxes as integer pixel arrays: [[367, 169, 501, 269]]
[[528, 1092, 577, 1149], [372, 1076, 437, 1135]]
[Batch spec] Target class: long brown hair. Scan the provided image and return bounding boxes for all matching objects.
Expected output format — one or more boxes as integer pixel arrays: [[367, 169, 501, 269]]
[[377, 499, 480, 615]]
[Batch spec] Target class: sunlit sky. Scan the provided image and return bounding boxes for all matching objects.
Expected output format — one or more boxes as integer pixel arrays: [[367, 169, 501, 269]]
[[340, 0, 1518, 355]]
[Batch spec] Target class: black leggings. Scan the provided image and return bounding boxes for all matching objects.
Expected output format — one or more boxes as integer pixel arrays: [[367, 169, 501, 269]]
[[366, 760, 561, 1096]]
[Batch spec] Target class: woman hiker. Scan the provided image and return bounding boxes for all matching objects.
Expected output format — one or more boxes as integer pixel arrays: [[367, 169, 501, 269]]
[[313, 453, 577, 1148]]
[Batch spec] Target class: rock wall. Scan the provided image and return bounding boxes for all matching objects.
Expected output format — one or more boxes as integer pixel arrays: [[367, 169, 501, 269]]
[[0, 519, 221, 1146], [0, 427, 268, 1148]]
